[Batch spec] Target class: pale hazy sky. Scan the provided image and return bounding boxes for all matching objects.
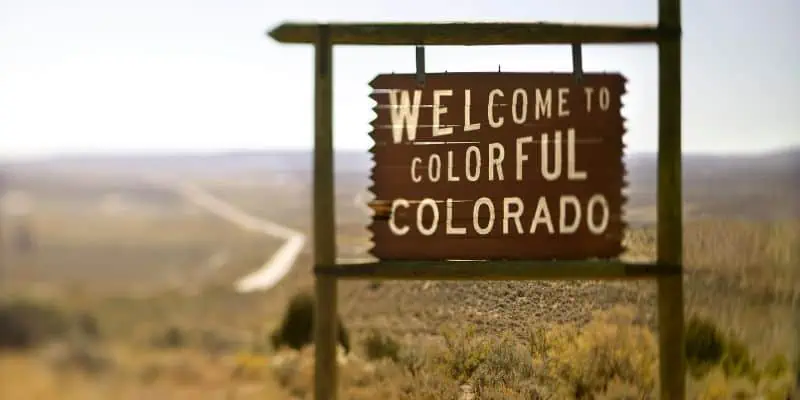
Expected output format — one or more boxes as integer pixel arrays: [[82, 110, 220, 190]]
[[0, 0, 798, 159]]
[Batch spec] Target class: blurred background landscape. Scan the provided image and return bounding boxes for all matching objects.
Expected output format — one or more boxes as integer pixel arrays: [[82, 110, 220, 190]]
[[1, 148, 798, 398]]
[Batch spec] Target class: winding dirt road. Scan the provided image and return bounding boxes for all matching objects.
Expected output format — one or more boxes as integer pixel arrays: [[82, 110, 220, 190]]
[[146, 174, 379, 294], [143, 175, 307, 293], [175, 182, 307, 293]]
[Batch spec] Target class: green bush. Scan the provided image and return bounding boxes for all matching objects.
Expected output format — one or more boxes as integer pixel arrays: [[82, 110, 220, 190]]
[[150, 325, 187, 349], [270, 291, 350, 353], [596, 379, 645, 400], [436, 325, 491, 383], [363, 329, 400, 362], [0, 299, 71, 350], [685, 315, 726, 373], [794, 346, 800, 382], [397, 345, 426, 379], [74, 312, 101, 340], [684, 314, 755, 379], [720, 336, 755, 378], [762, 354, 790, 379], [472, 335, 538, 398]]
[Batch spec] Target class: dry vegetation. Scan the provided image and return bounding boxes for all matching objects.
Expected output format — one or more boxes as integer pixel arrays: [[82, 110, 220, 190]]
[[1, 153, 798, 399], [269, 219, 798, 399]]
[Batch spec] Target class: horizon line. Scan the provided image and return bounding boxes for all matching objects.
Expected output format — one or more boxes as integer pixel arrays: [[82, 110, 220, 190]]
[[0, 144, 797, 164]]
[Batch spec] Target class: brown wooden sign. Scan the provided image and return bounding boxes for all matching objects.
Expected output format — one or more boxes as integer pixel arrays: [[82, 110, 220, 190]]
[[367, 72, 627, 261]]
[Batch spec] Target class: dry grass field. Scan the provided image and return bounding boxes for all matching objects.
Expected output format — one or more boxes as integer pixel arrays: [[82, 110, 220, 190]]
[[0, 150, 798, 399]]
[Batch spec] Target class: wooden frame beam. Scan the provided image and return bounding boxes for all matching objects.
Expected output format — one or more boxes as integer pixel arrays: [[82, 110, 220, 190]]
[[316, 260, 681, 280], [268, 22, 679, 46]]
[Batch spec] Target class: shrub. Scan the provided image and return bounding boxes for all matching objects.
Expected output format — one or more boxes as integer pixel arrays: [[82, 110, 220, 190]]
[[689, 365, 796, 400], [763, 354, 791, 378], [45, 341, 114, 376], [363, 329, 401, 362], [411, 308, 659, 398], [397, 345, 426, 379], [794, 345, 800, 382], [596, 378, 646, 400], [231, 351, 270, 381], [395, 309, 793, 399], [74, 312, 101, 340], [270, 291, 350, 353], [198, 328, 242, 357], [151, 326, 187, 349], [684, 314, 756, 379], [720, 336, 755, 378], [409, 326, 544, 399], [472, 335, 539, 399], [685, 315, 726, 375], [537, 306, 658, 398], [0, 299, 71, 350], [436, 324, 491, 383]]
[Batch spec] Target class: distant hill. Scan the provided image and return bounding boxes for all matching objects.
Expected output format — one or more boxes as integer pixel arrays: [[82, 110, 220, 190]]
[[625, 148, 799, 220], [6, 147, 795, 174]]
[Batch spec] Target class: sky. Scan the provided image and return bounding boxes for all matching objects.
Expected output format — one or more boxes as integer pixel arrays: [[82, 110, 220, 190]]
[[0, 0, 798, 159]]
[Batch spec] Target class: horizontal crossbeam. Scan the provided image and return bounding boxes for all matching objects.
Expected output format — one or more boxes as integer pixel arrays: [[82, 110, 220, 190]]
[[268, 22, 679, 46], [315, 260, 681, 280]]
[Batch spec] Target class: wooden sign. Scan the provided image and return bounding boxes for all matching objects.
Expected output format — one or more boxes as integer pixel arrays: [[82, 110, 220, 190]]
[[368, 72, 627, 261]]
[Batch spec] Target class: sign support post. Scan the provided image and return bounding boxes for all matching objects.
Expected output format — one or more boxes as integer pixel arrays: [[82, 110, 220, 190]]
[[656, 0, 686, 398], [312, 25, 338, 400], [0, 171, 4, 291], [268, 1, 684, 398]]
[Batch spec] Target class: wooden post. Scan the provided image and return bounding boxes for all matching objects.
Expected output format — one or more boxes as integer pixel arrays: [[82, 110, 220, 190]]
[[656, 0, 685, 398], [313, 25, 339, 400], [0, 170, 6, 291], [0, 170, 4, 290]]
